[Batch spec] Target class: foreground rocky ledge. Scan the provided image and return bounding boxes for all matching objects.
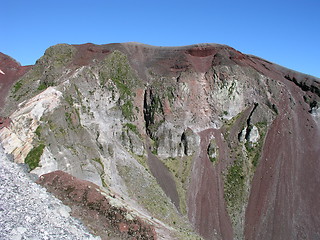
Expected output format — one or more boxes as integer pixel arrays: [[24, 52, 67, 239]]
[[37, 170, 157, 240]]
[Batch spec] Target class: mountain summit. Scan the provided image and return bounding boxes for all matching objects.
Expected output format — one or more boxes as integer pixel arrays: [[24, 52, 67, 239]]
[[0, 43, 319, 240]]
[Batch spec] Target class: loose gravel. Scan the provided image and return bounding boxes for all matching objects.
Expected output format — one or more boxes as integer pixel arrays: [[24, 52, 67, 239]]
[[0, 145, 100, 240]]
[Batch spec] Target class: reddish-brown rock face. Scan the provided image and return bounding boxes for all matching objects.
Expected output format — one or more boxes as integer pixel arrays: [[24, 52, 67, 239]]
[[243, 64, 320, 240], [0, 53, 31, 109], [36, 170, 157, 240], [0, 117, 11, 129]]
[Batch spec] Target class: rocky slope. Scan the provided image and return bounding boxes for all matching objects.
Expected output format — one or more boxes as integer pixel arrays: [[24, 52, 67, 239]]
[[0, 42, 319, 240], [0, 145, 98, 240]]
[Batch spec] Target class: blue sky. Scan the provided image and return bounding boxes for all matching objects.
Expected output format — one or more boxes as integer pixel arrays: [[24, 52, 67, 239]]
[[1, 0, 319, 77]]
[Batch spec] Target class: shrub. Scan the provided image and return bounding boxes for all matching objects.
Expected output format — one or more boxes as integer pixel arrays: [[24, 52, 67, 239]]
[[25, 144, 45, 171]]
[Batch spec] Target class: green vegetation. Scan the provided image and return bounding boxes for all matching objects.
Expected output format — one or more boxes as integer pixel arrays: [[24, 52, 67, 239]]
[[64, 108, 81, 129], [65, 95, 74, 106], [128, 152, 149, 173], [9, 44, 75, 103], [25, 144, 45, 171], [43, 44, 76, 69], [222, 110, 244, 139], [38, 81, 54, 91], [99, 51, 133, 88], [224, 159, 245, 210], [120, 101, 134, 121], [99, 51, 139, 120], [149, 138, 159, 155], [11, 66, 42, 101], [13, 82, 23, 93], [92, 158, 104, 170], [65, 112, 72, 124], [35, 125, 42, 138], [228, 80, 237, 96], [222, 111, 268, 235], [124, 123, 140, 137], [92, 158, 107, 187]]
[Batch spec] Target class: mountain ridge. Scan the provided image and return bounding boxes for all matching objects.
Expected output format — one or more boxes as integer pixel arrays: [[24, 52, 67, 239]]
[[0, 42, 319, 240]]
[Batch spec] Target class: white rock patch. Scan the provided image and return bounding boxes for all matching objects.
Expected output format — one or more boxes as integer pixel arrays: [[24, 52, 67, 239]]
[[0, 87, 62, 163], [311, 107, 320, 128], [249, 125, 260, 143]]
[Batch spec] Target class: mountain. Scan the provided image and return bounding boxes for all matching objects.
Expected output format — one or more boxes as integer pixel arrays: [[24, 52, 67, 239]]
[[0, 42, 319, 240]]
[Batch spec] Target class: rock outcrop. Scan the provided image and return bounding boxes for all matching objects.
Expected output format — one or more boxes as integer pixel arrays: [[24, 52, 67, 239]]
[[0, 42, 319, 240], [36, 170, 157, 240]]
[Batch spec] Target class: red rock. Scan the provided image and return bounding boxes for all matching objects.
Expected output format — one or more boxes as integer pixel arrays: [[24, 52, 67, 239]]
[[0, 117, 11, 129], [118, 222, 129, 232], [37, 170, 157, 240], [0, 53, 31, 109]]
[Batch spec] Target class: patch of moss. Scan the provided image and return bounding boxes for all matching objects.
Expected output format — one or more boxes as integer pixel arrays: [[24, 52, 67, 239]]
[[99, 51, 140, 120], [224, 159, 245, 211], [131, 153, 148, 171], [228, 80, 237, 96], [25, 144, 45, 171], [92, 157, 104, 170], [120, 101, 134, 121], [64, 95, 74, 106], [222, 111, 243, 139], [38, 81, 54, 91], [64, 108, 81, 129], [149, 138, 159, 155], [35, 125, 42, 138], [224, 118, 268, 237], [65, 112, 72, 124], [13, 81, 23, 93], [124, 123, 140, 137]]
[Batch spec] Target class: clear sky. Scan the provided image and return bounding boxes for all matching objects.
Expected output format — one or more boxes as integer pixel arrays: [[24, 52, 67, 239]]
[[1, 0, 319, 77]]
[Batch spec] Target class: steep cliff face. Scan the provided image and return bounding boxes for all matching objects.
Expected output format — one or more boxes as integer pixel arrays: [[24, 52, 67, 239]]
[[0, 43, 319, 240]]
